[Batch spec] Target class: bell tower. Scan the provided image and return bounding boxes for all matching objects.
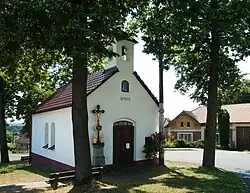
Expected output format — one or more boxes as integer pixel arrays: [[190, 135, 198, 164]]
[[104, 39, 137, 73]]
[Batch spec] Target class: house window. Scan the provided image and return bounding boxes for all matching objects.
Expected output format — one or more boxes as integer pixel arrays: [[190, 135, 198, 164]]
[[187, 122, 191, 128], [121, 46, 127, 61], [43, 123, 49, 149], [49, 123, 55, 150], [121, 80, 129, 92], [177, 133, 193, 141], [180, 122, 184, 127]]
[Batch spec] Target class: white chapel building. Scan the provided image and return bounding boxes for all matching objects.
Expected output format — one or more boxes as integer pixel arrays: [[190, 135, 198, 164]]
[[31, 39, 159, 170]]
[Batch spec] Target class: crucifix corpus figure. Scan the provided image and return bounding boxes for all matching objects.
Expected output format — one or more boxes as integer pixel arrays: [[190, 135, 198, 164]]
[[92, 104, 105, 144]]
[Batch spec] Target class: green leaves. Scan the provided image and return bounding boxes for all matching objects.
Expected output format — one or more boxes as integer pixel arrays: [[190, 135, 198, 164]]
[[218, 109, 230, 149], [136, 0, 250, 105]]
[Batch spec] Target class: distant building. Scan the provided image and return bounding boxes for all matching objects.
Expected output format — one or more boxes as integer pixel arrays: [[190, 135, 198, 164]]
[[167, 103, 250, 150], [15, 134, 30, 152], [163, 118, 171, 134]]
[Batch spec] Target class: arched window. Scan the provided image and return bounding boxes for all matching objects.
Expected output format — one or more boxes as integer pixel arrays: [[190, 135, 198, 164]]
[[121, 46, 127, 61], [121, 80, 129, 92], [49, 123, 55, 150], [43, 123, 49, 148]]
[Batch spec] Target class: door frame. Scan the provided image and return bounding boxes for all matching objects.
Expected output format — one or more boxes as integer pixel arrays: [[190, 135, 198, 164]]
[[112, 120, 135, 166]]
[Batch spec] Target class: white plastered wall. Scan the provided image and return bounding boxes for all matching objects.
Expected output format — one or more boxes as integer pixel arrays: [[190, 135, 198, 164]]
[[32, 107, 75, 166], [87, 71, 158, 165], [32, 39, 158, 167], [32, 71, 158, 167]]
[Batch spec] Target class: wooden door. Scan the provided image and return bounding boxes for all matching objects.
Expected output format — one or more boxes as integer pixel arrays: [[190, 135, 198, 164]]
[[113, 121, 134, 167], [237, 127, 250, 150]]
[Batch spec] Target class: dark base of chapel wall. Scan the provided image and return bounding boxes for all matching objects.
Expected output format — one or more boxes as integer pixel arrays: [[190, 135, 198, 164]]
[[32, 152, 159, 172], [32, 152, 74, 172], [104, 158, 159, 172]]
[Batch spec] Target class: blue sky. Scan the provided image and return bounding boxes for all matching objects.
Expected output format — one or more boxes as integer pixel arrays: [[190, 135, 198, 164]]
[[134, 38, 250, 120]]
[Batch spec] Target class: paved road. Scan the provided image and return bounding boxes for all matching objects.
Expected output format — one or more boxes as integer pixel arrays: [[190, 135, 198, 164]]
[[165, 148, 250, 178]]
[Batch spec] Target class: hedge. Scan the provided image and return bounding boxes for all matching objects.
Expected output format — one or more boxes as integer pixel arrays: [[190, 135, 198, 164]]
[[165, 139, 226, 150], [165, 139, 204, 148]]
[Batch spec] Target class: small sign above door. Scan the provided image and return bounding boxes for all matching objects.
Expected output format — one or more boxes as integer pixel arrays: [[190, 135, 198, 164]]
[[120, 97, 131, 101]]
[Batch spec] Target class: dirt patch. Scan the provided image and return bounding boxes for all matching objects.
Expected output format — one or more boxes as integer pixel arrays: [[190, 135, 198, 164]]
[[0, 170, 46, 185]]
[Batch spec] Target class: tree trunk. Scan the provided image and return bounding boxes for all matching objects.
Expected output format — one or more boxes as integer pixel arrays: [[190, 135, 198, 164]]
[[202, 8, 219, 168], [72, 53, 92, 184], [158, 55, 165, 166], [0, 77, 9, 163]]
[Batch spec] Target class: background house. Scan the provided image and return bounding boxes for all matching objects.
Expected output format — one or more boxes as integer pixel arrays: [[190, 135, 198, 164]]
[[167, 103, 250, 150], [15, 134, 30, 152], [163, 118, 170, 135], [167, 111, 202, 142]]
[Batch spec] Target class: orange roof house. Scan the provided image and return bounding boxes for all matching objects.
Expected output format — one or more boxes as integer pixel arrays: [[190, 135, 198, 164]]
[[167, 103, 250, 150]]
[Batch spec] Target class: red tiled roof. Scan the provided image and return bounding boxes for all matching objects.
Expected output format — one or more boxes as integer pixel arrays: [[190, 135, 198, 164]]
[[166, 110, 199, 127], [192, 103, 250, 123], [35, 67, 119, 114]]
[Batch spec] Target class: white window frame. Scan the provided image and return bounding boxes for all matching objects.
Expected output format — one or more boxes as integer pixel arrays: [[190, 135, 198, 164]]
[[186, 122, 191, 128], [177, 132, 193, 141]]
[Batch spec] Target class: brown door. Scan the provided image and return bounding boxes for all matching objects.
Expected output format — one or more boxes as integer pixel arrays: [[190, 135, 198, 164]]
[[113, 121, 134, 167], [237, 127, 250, 150]]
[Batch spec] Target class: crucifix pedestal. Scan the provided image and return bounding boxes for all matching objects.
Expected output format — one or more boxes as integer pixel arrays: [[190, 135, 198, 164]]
[[92, 105, 105, 166], [92, 143, 105, 166]]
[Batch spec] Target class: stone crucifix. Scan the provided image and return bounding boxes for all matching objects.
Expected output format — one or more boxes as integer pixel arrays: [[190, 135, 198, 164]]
[[92, 104, 105, 144]]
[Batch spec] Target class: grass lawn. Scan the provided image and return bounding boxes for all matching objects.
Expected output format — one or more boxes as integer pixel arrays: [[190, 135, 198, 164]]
[[45, 161, 246, 193], [0, 161, 50, 185], [0, 161, 246, 193]]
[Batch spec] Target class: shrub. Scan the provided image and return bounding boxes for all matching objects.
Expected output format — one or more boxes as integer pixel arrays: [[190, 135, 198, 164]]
[[216, 144, 222, 149], [195, 139, 204, 148], [166, 132, 176, 142], [173, 139, 190, 148], [143, 132, 166, 159], [7, 143, 16, 151], [189, 141, 196, 148], [218, 109, 230, 149], [165, 140, 175, 148], [164, 139, 204, 148]]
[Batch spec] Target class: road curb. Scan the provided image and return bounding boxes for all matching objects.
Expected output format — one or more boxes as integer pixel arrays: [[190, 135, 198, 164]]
[[165, 148, 199, 151]]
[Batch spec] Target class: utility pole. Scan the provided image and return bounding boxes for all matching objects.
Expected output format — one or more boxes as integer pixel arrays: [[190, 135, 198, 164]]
[[158, 55, 165, 166]]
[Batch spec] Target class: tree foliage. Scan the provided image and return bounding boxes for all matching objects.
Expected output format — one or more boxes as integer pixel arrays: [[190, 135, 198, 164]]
[[221, 79, 250, 105], [1, 0, 147, 184], [0, 48, 73, 130], [218, 109, 230, 149], [135, 0, 250, 168]]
